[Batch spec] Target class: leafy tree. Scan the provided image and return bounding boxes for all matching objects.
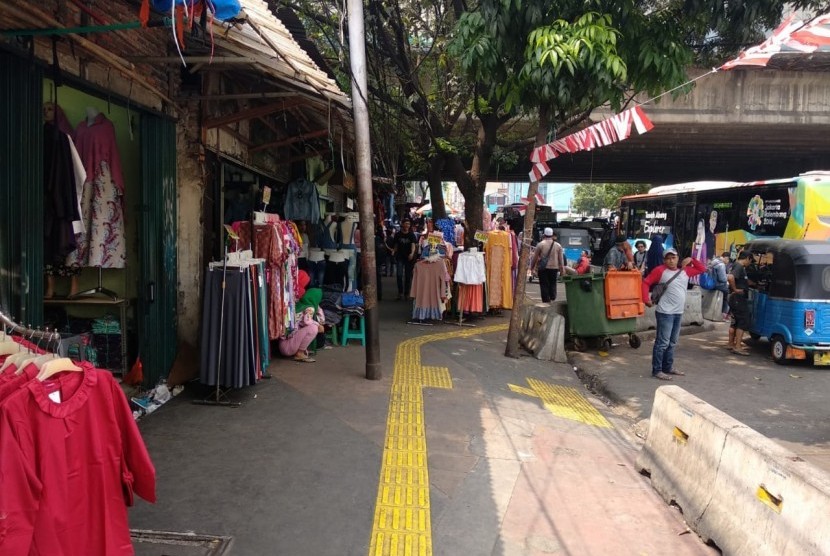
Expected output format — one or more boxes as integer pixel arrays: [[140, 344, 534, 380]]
[[572, 184, 650, 215], [448, 0, 826, 356]]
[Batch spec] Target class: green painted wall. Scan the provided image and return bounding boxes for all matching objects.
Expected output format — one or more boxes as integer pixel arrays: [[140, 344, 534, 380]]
[[43, 80, 141, 303]]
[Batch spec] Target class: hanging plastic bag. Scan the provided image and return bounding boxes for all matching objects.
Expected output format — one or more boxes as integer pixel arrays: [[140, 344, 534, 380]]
[[122, 356, 144, 386]]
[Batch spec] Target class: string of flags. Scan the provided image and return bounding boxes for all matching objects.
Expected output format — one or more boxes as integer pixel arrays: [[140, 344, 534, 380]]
[[528, 105, 654, 182]]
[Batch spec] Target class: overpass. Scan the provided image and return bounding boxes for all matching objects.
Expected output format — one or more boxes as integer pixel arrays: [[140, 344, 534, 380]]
[[486, 68, 830, 185]]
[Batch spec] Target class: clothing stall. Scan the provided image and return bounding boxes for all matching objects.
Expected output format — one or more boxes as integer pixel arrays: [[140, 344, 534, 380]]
[[0, 312, 156, 555]]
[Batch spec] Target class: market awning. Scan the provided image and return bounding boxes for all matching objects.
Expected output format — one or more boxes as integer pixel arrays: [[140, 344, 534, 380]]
[[210, 0, 351, 111]]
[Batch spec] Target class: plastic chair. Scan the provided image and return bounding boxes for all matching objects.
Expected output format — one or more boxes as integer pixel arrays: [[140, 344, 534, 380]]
[[341, 314, 366, 346]]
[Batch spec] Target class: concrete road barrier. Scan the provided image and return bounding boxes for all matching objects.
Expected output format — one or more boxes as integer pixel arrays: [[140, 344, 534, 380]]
[[637, 386, 830, 555], [636, 287, 704, 331], [519, 302, 567, 362]]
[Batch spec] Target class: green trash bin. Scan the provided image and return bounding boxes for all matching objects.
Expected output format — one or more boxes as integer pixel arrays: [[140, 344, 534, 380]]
[[562, 274, 641, 351]]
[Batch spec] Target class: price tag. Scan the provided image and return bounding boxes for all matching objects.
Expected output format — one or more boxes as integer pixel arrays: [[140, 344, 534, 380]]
[[262, 186, 272, 205], [474, 230, 489, 243]]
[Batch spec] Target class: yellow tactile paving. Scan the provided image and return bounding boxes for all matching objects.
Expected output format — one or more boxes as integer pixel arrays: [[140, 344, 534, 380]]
[[509, 378, 611, 428], [368, 324, 508, 556]]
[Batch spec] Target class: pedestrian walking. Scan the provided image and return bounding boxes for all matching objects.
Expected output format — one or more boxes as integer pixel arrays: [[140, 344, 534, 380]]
[[530, 228, 566, 302], [392, 219, 417, 300], [711, 251, 731, 318], [641, 248, 706, 380], [726, 251, 753, 355]]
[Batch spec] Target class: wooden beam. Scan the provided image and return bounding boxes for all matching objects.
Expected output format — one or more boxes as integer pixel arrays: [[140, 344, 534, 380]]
[[256, 116, 281, 136], [203, 97, 307, 129], [219, 125, 253, 147], [125, 56, 253, 64], [250, 129, 329, 154], [187, 92, 301, 101]]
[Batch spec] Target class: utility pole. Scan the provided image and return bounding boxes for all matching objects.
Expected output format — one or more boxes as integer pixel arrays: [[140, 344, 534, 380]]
[[347, 0, 381, 379]]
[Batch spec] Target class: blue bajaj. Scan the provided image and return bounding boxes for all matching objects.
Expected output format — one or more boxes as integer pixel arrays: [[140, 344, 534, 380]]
[[742, 240, 830, 365]]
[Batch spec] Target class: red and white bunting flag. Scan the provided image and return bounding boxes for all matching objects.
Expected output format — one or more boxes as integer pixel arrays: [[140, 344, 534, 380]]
[[528, 106, 655, 181], [721, 12, 830, 70]]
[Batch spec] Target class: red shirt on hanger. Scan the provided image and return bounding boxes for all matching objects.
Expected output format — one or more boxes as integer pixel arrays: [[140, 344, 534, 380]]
[[0, 363, 156, 555]]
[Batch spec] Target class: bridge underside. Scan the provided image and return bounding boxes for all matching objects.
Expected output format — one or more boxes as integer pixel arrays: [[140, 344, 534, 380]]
[[496, 122, 830, 185], [441, 68, 830, 185]]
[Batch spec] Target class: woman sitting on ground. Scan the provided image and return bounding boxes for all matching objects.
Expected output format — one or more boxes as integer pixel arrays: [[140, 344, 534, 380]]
[[278, 272, 323, 363]]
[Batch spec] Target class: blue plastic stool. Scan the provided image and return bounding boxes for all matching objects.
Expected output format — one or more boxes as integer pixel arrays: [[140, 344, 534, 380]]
[[341, 314, 366, 346]]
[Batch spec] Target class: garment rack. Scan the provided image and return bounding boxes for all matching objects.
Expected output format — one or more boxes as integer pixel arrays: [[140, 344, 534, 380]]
[[0, 310, 61, 345], [193, 243, 245, 408]]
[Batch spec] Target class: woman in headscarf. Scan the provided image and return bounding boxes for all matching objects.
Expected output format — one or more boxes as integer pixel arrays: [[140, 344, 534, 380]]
[[645, 235, 665, 275], [279, 271, 323, 362]]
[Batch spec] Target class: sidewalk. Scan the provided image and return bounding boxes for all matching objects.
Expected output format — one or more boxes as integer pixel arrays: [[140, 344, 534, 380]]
[[129, 277, 715, 555]]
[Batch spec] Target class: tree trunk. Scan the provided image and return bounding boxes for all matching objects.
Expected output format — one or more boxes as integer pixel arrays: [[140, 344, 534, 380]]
[[445, 154, 480, 246], [505, 106, 550, 358], [426, 154, 447, 219]]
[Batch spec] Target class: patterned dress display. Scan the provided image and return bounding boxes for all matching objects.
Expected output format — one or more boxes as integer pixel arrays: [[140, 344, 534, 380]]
[[66, 114, 126, 269]]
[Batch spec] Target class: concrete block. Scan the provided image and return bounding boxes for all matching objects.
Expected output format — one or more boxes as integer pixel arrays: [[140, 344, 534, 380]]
[[519, 303, 568, 363], [635, 288, 704, 331], [637, 386, 830, 555], [701, 288, 724, 322]]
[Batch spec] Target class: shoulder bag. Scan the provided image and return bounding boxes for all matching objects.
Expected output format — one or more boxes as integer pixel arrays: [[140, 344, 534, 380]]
[[651, 269, 683, 304], [536, 241, 554, 272]]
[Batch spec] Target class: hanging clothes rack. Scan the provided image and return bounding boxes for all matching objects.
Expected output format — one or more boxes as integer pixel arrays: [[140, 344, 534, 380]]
[[0, 310, 61, 345]]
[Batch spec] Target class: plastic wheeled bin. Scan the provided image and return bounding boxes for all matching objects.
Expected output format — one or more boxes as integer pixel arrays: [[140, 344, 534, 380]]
[[562, 273, 641, 351]]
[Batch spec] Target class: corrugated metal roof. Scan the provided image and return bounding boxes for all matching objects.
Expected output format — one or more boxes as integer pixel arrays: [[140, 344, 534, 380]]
[[214, 0, 351, 111]]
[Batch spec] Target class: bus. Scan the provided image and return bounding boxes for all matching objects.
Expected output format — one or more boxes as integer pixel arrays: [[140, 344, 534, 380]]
[[618, 171, 830, 264]]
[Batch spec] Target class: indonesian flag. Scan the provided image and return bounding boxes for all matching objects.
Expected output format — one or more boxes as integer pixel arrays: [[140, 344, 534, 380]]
[[528, 106, 654, 182], [521, 192, 546, 205], [721, 12, 830, 70]]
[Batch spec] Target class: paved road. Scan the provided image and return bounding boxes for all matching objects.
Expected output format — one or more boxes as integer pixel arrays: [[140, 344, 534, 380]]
[[571, 323, 830, 474]]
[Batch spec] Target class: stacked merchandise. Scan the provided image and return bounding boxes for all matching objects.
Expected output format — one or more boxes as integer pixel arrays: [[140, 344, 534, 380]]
[[92, 314, 122, 372]]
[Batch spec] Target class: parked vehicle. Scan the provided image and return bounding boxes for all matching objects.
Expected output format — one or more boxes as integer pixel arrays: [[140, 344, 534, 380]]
[[740, 239, 830, 365]]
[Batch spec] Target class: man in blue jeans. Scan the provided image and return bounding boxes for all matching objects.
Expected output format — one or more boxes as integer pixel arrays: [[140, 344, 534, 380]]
[[641, 248, 706, 380]]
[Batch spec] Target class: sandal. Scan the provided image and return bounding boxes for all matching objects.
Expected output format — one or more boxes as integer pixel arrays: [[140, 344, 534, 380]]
[[665, 369, 685, 376], [652, 372, 673, 381], [294, 355, 316, 363], [731, 349, 750, 357]]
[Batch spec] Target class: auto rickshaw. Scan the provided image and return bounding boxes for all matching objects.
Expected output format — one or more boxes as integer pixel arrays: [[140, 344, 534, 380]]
[[740, 239, 830, 365]]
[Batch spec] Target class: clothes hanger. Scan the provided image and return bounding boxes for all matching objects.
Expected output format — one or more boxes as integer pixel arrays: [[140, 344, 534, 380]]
[[0, 327, 34, 369], [0, 337, 22, 356], [35, 335, 81, 381], [37, 357, 82, 381], [12, 329, 54, 374]]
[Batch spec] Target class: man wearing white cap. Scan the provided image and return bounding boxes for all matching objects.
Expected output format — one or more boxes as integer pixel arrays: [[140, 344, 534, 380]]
[[641, 247, 706, 380], [530, 228, 565, 302]]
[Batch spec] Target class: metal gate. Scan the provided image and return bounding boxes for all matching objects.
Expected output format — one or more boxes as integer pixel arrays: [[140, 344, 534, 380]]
[[139, 115, 178, 387], [0, 54, 43, 325]]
